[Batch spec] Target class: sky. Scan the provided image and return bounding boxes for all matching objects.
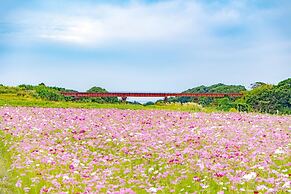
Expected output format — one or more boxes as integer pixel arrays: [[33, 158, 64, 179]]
[[0, 0, 290, 101]]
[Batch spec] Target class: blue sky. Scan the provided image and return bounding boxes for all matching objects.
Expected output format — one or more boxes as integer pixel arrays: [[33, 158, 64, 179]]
[[0, 0, 290, 99]]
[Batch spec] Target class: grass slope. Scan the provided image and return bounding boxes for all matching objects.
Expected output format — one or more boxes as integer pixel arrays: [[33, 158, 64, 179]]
[[0, 94, 214, 113], [0, 130, 14, 194]]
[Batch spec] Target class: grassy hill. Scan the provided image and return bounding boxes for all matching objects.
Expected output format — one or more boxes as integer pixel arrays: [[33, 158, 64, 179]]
[[0, 85, 207, 112]]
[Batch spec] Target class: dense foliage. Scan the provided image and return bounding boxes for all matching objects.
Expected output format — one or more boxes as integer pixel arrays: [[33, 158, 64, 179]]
[[18, 84, 76, 101], [34, 85, 66, 101], [242, 78, 291, 114], [168, 83, 246, 111], [18, 84, 118, 103], [169, 83, 246, 105], [81, 86, 119, 103], [166, 79, 290, 114]]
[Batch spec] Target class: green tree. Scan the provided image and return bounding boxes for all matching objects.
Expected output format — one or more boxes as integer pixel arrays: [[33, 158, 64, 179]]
[[144, 101, 154, 106], [83, 86, 118, 103], [242, 78, 291, 114], [215, 97, 235, 111], [35, 85, 65, 101], [173, 84, 246, 106], [251, 82, 267, 89], [18, 84, 35, 90]]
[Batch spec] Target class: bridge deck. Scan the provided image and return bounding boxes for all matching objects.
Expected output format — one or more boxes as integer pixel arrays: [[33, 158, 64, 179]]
[[61, 92, 243, 98]]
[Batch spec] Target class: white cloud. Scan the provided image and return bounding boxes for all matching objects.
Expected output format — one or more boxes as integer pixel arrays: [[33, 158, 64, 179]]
[[39, 17, 103, 44], [3, 0, 291, 49], [5, 0, 250, 46]]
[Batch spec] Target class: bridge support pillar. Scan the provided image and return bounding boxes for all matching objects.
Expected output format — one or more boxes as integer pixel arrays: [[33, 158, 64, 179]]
[[193, 97, 199, 103], [121, 96, 127, 103], [164, 96, 168, 102], [74, 96, 80, 101]]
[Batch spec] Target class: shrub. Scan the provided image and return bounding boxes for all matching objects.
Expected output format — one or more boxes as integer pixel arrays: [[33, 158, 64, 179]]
[[35, 86, 65, 101]]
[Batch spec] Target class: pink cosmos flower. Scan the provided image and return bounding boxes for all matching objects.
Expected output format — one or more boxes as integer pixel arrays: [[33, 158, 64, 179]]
[[193, 176, 201, 182], [15, 179, 22, 188], [214, 172, 226, 178]]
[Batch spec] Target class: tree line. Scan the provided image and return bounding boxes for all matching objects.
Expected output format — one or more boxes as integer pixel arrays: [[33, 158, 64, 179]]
[[167, 78, 290, 114], [0, 78, 290, 114]]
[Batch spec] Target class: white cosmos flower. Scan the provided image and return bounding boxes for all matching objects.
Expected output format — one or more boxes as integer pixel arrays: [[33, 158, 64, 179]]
[[149, 187, 157, 193], [282, 181, 290, 189], [200, 183, 209, 189], [242, 172, 256, 181], [256, 185, 268, 190], [148, 167, 154, 173], [274, 147, 285, 154]]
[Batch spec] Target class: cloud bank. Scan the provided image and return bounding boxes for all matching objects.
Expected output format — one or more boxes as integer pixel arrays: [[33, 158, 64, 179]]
[[2, 0, 285, 46]]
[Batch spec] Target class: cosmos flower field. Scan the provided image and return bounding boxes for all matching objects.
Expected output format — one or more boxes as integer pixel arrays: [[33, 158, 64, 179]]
[[0, 107, 290, 193]]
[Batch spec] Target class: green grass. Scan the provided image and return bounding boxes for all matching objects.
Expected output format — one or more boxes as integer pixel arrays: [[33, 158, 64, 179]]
[[0, 130, 15, 194], [0, 94, 215, 113], [0, 130, 46, 194]]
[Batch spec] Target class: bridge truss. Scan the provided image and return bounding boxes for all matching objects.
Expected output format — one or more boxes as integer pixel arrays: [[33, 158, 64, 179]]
[[61, 92, 243, 102]]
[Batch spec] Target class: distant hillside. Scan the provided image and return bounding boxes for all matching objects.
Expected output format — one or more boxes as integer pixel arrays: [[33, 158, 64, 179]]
[[169, 83, 246, 104], [241, 78, 291, 114], [0, 84, 118, 103], [167, 80, 290, 114], [184, 83, 246, 93]]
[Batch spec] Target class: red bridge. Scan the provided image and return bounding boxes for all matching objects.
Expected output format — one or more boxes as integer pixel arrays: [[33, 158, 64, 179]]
[[61, 92, 243, 101]]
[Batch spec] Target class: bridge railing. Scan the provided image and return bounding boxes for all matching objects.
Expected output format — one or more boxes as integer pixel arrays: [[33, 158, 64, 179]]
[[61, 92, 243, 98]]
